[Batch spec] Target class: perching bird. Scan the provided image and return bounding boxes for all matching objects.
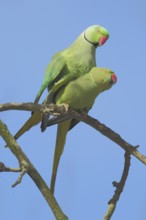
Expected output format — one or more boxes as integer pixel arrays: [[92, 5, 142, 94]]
[[47, 67, 117, 194], [14, 25, 109, 139], [14, 67, 117, 193], [14, 67, 117, 194], [34, 25, 109, 104]]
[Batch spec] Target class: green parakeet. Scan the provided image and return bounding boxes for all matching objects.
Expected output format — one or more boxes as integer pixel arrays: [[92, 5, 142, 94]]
[[34, 25, 109, 104], [15, 67, 117, 193], [48, 67, 117, 194], [14, 25, 109, 139], [14, 67, 117, 194]]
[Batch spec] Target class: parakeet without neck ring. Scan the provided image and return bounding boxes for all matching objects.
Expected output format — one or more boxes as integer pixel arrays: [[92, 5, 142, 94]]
[[15, 67, 117, 194], [48, 67, 117, 194]]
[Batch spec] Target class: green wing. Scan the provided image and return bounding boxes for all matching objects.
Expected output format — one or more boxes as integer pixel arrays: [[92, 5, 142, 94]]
[[40, 73, 77, 131], [50, 73, 75, 93], [34, 54, 66, 104], [44, 73, 78, 104]]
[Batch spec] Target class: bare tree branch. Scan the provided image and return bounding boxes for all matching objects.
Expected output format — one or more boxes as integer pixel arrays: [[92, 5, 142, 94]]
[[0, 102, 146, 165], [0, 102, 67, 114], [103, 152, 131, 220], [0, 120, 68, 220], [0, 162, 21, 172]]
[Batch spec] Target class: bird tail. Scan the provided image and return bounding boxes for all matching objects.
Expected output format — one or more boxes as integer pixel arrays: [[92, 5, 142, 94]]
[[50, 119, 71, 194], [14, 112, 42, 140]]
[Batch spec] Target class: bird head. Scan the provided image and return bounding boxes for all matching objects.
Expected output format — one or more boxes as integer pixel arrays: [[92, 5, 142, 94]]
[[84, 25, 109, 47], [91, 67, 117, 92]]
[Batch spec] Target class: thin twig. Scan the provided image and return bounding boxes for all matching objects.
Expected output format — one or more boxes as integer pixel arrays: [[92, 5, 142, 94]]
[[103, 152, 131, 220], [12, 161, 28, 187], [0, 161, 27, 187], [0, 162, 21, 172]]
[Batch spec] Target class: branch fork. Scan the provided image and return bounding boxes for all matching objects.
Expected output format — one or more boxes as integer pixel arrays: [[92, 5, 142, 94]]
[[0, 161, 29, 187]]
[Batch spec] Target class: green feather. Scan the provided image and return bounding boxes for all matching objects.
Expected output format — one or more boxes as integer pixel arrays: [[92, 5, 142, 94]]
[[49, 67, 116, 194]]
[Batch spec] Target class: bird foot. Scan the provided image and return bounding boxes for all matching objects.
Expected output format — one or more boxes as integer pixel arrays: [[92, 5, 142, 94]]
[[58, 103, 69, 114]]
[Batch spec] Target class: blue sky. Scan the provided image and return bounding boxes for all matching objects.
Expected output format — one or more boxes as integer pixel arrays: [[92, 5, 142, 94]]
[[0, 0, 146, 219]]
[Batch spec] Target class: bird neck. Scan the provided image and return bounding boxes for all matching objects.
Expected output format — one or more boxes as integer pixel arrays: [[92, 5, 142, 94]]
[[68, 33, 96, 55]]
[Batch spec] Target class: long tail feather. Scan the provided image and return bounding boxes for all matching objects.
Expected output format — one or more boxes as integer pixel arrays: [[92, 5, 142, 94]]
[[50, 119, 71, 194], [14, 112, 42, 140]]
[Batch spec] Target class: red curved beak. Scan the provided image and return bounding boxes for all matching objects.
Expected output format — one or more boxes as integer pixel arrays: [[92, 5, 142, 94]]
[[99, 36, 109, 46], [111, 73, 117, 84]]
